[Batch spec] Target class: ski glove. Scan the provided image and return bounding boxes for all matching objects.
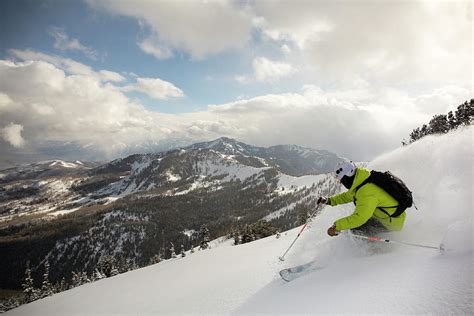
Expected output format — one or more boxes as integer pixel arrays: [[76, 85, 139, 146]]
[[327, 224, 339, 237], [317, 197, 331, 205]]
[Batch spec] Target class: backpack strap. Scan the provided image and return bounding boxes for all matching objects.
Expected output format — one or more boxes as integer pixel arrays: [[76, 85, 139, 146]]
[[353, 175, 403, 219], [353, 176, 371, 195]]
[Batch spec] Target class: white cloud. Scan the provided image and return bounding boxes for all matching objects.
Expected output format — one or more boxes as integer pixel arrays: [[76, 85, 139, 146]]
[[0, 93, 13, 111], [414, 86, 471, 114], [253, 57, 296, 82], [10, 49, 125, 83], [0, 56, 191, 161], [0, 58, 157, 157], [138, 38, 173, 60], [84, 0, 470, 89], [99, 70, 126, 83], [48, 27, 99, 60], [254, 1, 472, 86], [122, 77, 184, 100], [87, 0, 254, 60], [206, 84, 470, 159], [2, 123, 25, 148], [234, 75, 251, 84], [0, 51, 470, 163], [281, 44, 292, 54], [31, 103, 55, 116], [236, 57, 296, 84]]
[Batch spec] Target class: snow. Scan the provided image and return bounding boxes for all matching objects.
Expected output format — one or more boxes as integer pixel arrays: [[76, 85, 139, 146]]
[[130, 159, 151, 175], [263, 201, 298, 221], [6, 127, 473, 315], [183, 229, 196, 237], [49, 207, 81, 217], [277, 173, 324, 194], [195, 153, 271, 182], [102, 196, 119, 205], [44, 179, 72, 194], [49, 160, 79, 168], [165, 171, 181, 182]]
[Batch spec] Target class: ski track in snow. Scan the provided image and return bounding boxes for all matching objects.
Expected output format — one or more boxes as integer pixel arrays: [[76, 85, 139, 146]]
[[6, 127, 474, 315]]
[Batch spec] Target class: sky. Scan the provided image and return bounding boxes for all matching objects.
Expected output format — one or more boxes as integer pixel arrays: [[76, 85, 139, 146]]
[[0, 0, 472, 166]]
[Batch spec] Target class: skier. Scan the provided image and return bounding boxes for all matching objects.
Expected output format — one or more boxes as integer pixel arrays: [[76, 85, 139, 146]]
[[318, 161, 406, 237]]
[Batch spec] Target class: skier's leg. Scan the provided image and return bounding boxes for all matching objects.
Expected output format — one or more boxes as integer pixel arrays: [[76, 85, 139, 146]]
[[351, 217, 389, 236]]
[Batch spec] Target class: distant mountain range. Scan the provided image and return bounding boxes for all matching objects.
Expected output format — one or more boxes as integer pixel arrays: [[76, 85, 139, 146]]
[[0, 137, 344, 295]]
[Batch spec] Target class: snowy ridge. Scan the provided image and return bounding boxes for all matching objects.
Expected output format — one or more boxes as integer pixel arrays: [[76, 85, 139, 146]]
[[0, 138, 341, 223], [48, 160, 80, 169], [193, 150, 271, 182]]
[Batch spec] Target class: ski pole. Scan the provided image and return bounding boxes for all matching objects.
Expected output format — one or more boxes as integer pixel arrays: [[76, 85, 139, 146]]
[[279, 202, 325, 261], [351, 234, 444, 251]]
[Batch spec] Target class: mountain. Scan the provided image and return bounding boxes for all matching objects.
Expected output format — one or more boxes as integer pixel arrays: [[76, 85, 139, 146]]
[[189, 137, 340, 176], [0, 138, 343, 299], [4, 126, 473, 315], [0, 160, 99, 183]]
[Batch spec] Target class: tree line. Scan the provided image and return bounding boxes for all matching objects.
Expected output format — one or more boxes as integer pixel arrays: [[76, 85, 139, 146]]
[[0, 224, 213, 313], [403, 99, 473, 144]]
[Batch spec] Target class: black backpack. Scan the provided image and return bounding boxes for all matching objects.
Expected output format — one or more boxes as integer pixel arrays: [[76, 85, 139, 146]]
[[354, 170, 414, 218]]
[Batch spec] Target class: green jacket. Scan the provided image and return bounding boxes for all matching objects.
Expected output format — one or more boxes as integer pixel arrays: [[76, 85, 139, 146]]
[[329, 167, 406, 232]]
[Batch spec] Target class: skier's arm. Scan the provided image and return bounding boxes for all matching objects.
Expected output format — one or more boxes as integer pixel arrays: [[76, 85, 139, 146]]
[[334, 195, 378, 231], [329, 191, 354, 206]]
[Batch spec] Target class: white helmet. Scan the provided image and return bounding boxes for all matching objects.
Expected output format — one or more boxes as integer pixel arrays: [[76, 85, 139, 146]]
[[334, 161, 356, 180]]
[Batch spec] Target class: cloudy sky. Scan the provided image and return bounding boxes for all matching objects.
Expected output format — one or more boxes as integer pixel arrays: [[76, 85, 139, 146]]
[[0, 0, 472, 167]]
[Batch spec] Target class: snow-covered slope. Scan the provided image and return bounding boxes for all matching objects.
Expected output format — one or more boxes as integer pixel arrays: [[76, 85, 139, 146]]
[[7, 127, 473, 315]]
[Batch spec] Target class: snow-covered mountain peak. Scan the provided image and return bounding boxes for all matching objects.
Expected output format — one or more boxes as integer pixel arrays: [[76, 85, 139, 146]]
[[48, 160, 81, 169], [187, 137, 258, 156]]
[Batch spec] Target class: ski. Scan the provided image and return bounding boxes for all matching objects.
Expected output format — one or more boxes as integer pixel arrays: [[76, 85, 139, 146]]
[[279, 261, 321, 282]]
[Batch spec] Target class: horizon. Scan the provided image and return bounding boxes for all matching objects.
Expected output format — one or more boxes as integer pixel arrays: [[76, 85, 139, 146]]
[[0, 0, 471, 168], [0, 136, 341, 170]]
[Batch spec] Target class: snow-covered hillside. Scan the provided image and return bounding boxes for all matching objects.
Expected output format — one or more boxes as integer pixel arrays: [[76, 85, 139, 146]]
[[7, 127, 473, 315]]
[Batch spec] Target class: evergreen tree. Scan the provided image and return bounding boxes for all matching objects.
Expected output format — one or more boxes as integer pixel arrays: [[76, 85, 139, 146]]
[[409, 127, 421, 143], [41, 261, 54, 298], [199, 225, 210, 250], [71, 271, 83, 287], [429, 114, 449, 134], [93, 269, 105, 281], [150, 254, 162, 264], [169, 242, 177, 258], [56, 277, 68, 292], [0, 298, 19, 312], [447, 111, 457, 129], [99, 255, 118, 277], [298, 209, 308, 225], [180, 244, 186, 257], [22, 261, 37, 303], [420, 124, 429, 138], [81, 271, 91, 283], [455, 100, 474, 125], [190, 246, 195, 254], [407, 99, 473, 144], [234, 233, 240, 245]]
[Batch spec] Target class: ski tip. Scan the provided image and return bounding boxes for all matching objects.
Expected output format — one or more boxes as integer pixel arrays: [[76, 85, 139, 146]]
[[279, 270, 290, 282]]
